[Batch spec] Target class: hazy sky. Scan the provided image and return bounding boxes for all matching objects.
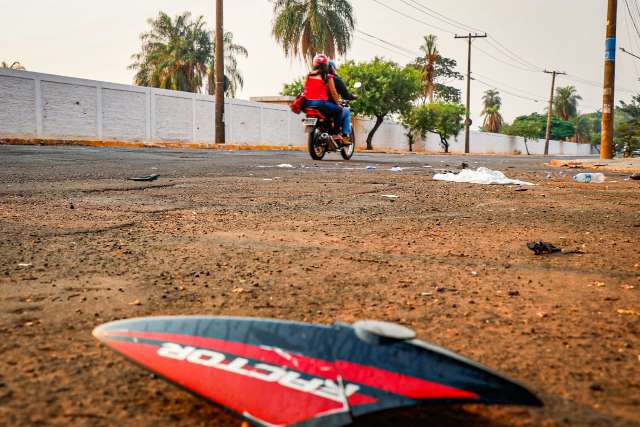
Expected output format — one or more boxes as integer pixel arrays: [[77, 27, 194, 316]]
[[2, 0, 639, 127]]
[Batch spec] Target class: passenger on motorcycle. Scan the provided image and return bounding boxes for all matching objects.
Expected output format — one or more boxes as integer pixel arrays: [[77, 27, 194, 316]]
[[328, 59, 357, 143], [302, 54, 351, 144]]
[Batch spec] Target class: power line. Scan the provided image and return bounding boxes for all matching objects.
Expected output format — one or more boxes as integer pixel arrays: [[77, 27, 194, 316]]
[[486, 36, 544, 72], [354, 34, 416, 60], [472, 72, 545, 100], [624, 0, 640, 39], [369, 0, 455, 35], [356, 29, 419, 56], [392, 0, 543, 72], [399, 0, 478, 33], [473, 77, 543, 103]]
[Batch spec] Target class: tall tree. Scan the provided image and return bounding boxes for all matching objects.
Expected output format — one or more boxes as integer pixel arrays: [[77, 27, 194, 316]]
[[419, 35, 439, 103], [1, 61, 25, 70], [130, 12, 247, 96], [272, 0, 354, 64], [481, 89, 504, 133], [409, 51, 462, 103], [404, 102, 465, 153], [553, 85, 582, 121], [339, 58, 422, 150]]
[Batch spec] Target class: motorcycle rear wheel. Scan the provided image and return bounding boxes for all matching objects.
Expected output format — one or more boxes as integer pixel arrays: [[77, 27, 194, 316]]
[[340, 130, 355, 160], [308, 129, 326, 161]]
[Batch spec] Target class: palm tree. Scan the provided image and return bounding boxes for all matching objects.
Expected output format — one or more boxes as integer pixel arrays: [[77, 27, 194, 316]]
[[272, 0, 355, 64], [130, 12, 247, 96], [207, 32, 248, 98], [130, 12, 212, 92], [1, 61, 26, 70], [553, 86, 582, 121], [481, 89, 504, 133], [419, 34, 439, 103]]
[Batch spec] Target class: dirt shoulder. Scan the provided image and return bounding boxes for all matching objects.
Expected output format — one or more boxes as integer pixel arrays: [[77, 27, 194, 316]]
[[550, 158, 640, 174], [0, 148, 639, 427]]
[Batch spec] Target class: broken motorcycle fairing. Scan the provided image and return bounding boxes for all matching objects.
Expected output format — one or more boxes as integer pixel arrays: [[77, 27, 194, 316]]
[[93, 317, 541, 426]]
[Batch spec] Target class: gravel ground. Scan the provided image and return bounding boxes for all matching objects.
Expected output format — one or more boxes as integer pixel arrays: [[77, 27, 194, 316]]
[[0, 146, 639, 427]]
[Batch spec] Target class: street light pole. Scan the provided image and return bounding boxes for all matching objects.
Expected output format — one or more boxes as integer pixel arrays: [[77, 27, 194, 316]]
[[215, 0, 225, 145], [601, 0, 618, 159]]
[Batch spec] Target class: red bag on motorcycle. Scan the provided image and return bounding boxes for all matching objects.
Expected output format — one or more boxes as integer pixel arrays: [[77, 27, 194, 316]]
[[290, 95, 305, 114]]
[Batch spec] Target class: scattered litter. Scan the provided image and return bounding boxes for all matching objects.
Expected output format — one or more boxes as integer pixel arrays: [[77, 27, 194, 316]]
[[433, 167, 534, 186], [277, 164, 294, 168], [630, 173, 640, 181], [573, 173, 605, 183], [366, 165, 377, 170], [129, 300, 143, 306], [263, 178, 273, 181], [128, 174, 160, 182], [423, 165, 433, 168], [617, 309, 639, 316], [390, 167, 403, 172], [527, 241, 561, 255], [17, 263, 32, 268], [381, 195, 399, 199]]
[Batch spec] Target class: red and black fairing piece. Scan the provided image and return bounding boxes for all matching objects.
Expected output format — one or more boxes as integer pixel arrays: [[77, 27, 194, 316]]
[[93, 317, 541, 426]]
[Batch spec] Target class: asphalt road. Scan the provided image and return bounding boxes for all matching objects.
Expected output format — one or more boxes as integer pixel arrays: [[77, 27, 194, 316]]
[[0, 145, 598, 185]]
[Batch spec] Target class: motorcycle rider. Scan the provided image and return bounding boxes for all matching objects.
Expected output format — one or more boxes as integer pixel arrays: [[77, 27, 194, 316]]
[[302, 54, 351, 144], [328, 59, 357, 144]]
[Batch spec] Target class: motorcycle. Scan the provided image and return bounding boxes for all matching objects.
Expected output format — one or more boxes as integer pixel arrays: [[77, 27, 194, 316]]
[[302, 82, 361, 161]]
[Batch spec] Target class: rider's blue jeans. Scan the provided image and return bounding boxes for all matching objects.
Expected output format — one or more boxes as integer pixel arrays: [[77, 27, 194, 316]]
[[303, 100, 351, 136]]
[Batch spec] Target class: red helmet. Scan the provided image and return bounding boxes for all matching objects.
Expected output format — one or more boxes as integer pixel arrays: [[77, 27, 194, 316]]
[[313, 54, 329, 67]]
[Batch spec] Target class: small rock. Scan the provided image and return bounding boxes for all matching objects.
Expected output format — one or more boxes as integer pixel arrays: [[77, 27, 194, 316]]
[[129, 300, 143, 306], [589, 383, 604, 392], [508, 290, 520, 297]]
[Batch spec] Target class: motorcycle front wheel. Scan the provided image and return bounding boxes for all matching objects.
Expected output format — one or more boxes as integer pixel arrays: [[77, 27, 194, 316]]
[[308, 128, 326, 161], [340, 129, 355, 160]]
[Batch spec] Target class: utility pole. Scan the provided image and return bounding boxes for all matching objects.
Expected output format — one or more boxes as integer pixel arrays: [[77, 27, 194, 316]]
[[214, 0, 225, 144], [543, 70, 566, 156], [455, 33, 487, 154], [601, 0, 618, 159]]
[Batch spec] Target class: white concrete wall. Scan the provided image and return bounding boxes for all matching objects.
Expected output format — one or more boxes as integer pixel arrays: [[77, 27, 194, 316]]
[[0, 68, 592, 156]]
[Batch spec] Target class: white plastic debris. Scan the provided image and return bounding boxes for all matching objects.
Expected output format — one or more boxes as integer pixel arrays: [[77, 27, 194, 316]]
[[18, 263, 32, 268], [277, 164, 295, 168], [390, 167, 403, 172], [366, 165, 377, 170], [433, 167, 534, 186], [381, 194, 399, 199], [263, 178, 273, 181]]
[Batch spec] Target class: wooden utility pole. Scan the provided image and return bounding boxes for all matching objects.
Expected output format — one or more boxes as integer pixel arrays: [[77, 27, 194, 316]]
[[215, 0, 225, 144], [543, 70, 566, 156], [601, 0, 618, 159], [455, 33, 487, 154]]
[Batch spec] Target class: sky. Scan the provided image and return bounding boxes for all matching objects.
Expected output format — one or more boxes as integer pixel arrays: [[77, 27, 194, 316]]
[[1, 0, 639, 128]]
